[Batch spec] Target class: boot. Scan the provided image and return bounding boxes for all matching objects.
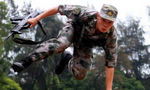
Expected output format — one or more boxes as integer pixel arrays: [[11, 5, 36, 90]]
[[55, 51, 72, 75], [12, 57, 33, 73]]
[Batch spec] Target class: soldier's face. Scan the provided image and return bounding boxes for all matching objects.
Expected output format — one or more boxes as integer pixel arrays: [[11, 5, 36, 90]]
[[97, 16, 114, 33]]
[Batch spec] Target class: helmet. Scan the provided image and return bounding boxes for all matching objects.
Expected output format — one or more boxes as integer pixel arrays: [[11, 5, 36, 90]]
[[100, 4, 118, 21]]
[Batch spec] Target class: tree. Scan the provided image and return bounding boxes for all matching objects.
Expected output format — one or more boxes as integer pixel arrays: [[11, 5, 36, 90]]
[[0, 71, 22, 90], [0, 1, 22, 90], [113, 70, 145, 90], [0, 1, 13, 74], [116, 17, 150, 89]]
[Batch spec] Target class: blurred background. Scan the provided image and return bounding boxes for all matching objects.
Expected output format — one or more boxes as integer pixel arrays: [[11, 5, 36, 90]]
[[0, 0, 150, 90]]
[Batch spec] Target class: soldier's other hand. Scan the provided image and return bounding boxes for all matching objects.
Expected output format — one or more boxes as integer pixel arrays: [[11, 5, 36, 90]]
[[27, 18, 38, 28]]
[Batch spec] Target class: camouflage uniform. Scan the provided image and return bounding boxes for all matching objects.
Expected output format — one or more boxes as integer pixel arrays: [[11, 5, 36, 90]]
[[13, 4, 118, 80]]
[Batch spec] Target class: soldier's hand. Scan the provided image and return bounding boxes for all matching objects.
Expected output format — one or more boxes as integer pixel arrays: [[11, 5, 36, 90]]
[[27, 18, 38, 28]]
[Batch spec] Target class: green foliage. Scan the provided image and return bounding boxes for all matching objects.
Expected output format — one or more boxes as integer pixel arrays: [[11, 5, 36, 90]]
[[0, 1, 13, 74], [0, 71, 22, 90], [0, 1, 8, 19], [116, 17, 150, 89], [0, 34, 3, 57], [55, 71, 96, 90], [114, 70, 145, 90], [0, 1, 22, 90]]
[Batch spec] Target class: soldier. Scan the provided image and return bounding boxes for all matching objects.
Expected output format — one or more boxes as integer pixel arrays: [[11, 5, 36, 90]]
[[12, 4, 118, 90]]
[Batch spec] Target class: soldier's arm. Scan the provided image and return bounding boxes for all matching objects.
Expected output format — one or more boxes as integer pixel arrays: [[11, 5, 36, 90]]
[[35, 6, 59, 21], [32, 4, 83, 21], [103, 28, 118, 90], [28, 5, 84, 28], [36, 5, 84, 20], [58, 5, 85, 19], [28, 6, 59, 28], [106, 67, 114, 90], [103, 28, 118, 67]]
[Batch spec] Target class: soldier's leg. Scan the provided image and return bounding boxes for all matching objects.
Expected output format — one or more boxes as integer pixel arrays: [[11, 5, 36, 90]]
[[55, 51, 72, 74], [12, 23, 74, 73], [68, 47, 93, 80]]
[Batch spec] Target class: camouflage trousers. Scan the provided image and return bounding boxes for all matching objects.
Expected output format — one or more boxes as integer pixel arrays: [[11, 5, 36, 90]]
[[26, 22, 92, 80]]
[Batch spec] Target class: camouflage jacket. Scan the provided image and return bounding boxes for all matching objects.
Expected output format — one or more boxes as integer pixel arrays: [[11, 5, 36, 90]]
[[58, 5, 118, 66]]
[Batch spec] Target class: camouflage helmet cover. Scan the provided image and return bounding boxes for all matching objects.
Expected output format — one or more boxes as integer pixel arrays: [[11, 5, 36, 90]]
[[100, 4, 118, 21]]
